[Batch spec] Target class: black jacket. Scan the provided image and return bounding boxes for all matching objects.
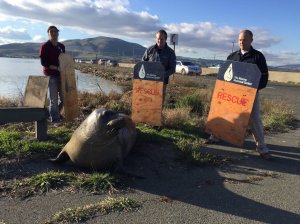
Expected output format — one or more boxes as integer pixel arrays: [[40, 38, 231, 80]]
[[227, 46, 268, 90], [142, 44, 176, 84]]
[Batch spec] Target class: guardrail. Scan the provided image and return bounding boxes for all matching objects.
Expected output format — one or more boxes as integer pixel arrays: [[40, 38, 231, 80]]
[[0, 107, 49, 140]]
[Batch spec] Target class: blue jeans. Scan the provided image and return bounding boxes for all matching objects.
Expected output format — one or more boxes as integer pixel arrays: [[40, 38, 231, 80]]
[[48, 75, 63, 123]]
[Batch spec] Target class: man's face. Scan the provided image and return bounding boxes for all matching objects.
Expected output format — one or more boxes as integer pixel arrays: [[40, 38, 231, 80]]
[[48, 28, 59, 41], [156, 32, 166, 49], [239, 32, 252, 51]]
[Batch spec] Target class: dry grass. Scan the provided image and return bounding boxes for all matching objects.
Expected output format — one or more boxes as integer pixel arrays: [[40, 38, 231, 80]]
[[0, 96, 21, 107], [163, 107, 192, 128], [261, 98, 295, 132], [268, 70, 300, 84], [45, 197, 139, 224]]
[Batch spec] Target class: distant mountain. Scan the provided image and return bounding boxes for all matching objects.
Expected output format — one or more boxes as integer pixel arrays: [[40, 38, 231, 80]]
[[1, 37, 300, 71], [0, 36, 146, 60], [269, 64, 300, 72]]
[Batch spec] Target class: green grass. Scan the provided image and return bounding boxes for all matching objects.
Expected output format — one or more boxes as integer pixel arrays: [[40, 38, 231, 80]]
[[75, 173, 118, 193], [136, 125, 218, 166], [45, 197, 139, 224], [15, 171, 75, 193], [0, 127, 71, 158], [105, 100, 131, 114], [175, 94, 205, 115], [0, 130, 64, 157], [13, 171, 119, 197]]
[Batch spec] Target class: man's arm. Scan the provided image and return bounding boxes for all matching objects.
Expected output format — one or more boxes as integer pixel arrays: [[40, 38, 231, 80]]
[[165, 50, 176, 77], [142, 48, 149, 61], [257, 53, 269, 90], [39, 45, 51, 68]]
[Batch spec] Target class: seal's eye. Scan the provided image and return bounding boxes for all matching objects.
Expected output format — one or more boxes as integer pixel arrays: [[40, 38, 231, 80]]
[[101, 110, 116, 124]]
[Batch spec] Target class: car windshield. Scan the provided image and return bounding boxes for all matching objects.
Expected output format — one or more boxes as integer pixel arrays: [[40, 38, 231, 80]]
[[182, 62, 195, 65]]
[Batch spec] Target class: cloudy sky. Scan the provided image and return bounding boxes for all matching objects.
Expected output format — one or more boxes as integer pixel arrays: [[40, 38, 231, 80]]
[[0, 0, 299, 65]]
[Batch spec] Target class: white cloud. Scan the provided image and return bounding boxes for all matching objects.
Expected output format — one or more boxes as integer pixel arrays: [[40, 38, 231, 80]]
[[32, 35, 46, 42], [0, 0, 297, 65], [0, 26, 31, 40], [262, 50, 300, 66]]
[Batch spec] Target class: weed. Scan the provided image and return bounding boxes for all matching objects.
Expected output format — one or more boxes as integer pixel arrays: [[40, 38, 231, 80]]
[[261, 98, 295, 132], [136, 125, 220, 166], [175, 138, 219, 165], [45, 197, 139, 224], [15, 171, 75, 193], [12, 171, 119, 198], [223, 176, 264, 184], [105, 100, 131, 114], [175, 94, 204, 115], [75, 173, 118, 193], [163, 107, 192, 128], [0, 96, 20, 107]]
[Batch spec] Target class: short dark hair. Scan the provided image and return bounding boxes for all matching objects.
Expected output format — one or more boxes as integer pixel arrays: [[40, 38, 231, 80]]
[[240, 29, 253, 38], [47, 25, 59, 32], [156, 29, 168, 39]]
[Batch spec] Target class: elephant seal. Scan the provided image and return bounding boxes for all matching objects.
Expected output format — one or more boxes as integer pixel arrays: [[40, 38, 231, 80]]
[[50, 108, 137, 169]]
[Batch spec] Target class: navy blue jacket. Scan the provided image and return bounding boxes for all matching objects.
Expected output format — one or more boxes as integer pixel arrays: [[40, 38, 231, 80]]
[[227, 46, 268, 90], [142, 43, 176, 84]]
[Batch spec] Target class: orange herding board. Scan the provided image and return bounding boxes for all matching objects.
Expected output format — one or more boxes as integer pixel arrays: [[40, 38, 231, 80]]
[[58, 53, 79, 121], [131, 79, 163, 126], [205, 80, 257, 146]]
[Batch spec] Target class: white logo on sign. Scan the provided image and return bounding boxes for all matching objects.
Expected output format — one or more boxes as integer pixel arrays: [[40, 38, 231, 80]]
[[139, 64, 146, 79], [224, 63, 233, 81]]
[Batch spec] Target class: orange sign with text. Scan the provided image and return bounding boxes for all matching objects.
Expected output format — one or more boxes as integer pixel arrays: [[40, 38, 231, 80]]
[[131, 62, 165, 126], [205, 61, 261, 146], [132, 79, 164, 126]]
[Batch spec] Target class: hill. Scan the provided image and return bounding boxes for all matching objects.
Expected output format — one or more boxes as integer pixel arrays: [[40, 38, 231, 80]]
[[1, 37, 300, 71], [0, 36, 146, 61]]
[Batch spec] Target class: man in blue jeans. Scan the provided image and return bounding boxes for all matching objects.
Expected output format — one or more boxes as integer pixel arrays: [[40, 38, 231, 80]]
[[39, 25, 65, 126], [206, 29, 272, 160]]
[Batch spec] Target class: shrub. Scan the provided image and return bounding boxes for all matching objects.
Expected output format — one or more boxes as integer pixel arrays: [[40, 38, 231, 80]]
[[175, 94, 204, 115]]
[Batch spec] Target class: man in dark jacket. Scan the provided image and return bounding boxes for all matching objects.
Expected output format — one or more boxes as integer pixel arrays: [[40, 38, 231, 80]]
[[142, 29, 176, 105], [206, 29, 271, 160], [39, 25, 65, 126]]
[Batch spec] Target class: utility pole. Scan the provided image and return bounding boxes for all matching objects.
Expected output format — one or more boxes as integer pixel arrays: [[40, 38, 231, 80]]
[[231, 41, 235, 53], [132, 47, 135, 63]]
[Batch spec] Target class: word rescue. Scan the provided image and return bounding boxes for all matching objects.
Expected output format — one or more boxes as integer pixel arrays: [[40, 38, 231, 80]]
[[134, 87, 159, 96], [217, 91, 248, 106]]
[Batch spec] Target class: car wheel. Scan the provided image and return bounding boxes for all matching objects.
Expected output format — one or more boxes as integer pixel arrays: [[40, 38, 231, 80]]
[[181, 69, 186, 75]]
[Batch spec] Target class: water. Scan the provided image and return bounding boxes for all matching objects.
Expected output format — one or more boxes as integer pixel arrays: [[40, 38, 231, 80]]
[[0, 57, 122, 99]]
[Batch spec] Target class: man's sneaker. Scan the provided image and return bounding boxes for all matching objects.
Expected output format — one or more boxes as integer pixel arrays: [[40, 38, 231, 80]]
[[259, 152, 272, 160], [204, 135, 220, 144]]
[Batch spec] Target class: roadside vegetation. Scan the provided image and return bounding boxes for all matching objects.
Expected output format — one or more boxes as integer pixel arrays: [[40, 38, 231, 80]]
[[0, 69, 296, 161]]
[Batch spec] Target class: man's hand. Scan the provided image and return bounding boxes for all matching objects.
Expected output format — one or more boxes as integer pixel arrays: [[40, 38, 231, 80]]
[[49, 65, 59, 70]]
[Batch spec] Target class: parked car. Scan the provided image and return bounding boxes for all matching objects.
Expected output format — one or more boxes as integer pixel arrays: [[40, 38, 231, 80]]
[[106, 59, 118, 67], [97, 58, 109, 65], [176, 61, 202, 75]]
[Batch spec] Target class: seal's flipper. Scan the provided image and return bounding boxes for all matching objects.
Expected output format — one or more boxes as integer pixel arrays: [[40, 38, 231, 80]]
[[49, 150, 70, 164]]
